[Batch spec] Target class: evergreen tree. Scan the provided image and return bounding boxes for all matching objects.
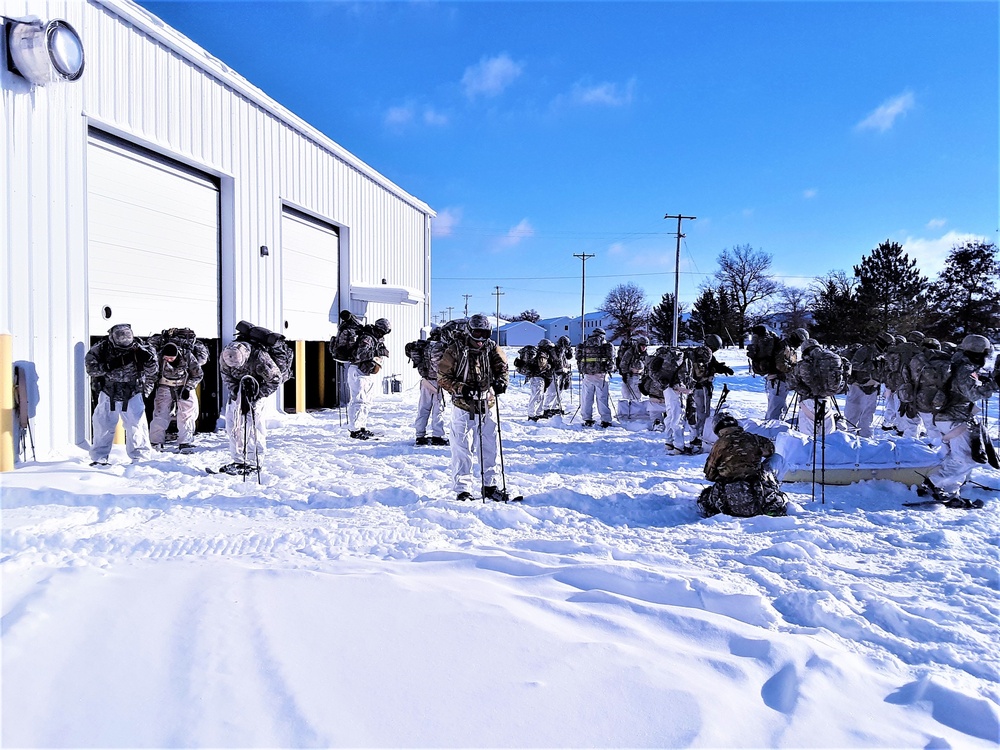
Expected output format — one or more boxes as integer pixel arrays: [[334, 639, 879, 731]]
[[600, 282, 650, 341], [510, 309, 541, 323], [809, 270, 863, 345], [926, 240, 1000, 340], [853, 240, 928, 337], [648, 293, 688, 344]]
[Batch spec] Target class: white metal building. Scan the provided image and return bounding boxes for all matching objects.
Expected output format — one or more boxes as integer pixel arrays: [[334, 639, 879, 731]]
[[2, 0, 434, 457]]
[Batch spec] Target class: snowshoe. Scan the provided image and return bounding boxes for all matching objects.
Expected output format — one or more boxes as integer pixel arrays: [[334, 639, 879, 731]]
[[648, 418, 665, 432], [600, 421, 612, 429], [583, 420, 595, 427], [414, 436, 430, 446], [212, 462, 256, 476], [457, 491, 474, 502], [429, 436, 450, 446], [177, 443, 196, 454], [482, 486, 523, 503], [89, 460, 110, 467], [350, 429, 375, 440]]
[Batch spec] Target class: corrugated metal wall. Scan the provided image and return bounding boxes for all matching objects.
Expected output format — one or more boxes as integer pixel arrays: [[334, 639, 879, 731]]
[[1, 0, 433, 455]]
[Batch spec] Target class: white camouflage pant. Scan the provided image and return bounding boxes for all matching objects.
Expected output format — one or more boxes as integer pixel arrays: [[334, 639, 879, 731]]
[[449, 405, 500, 493], [796, 396, 838, 436], [621, 374, 642, 402], [927, 420, 976, 494], [663, 388, 686, 447], [149, 384, 199, 445], [225, 395, 267, 463], [581, 373, 612, 423], [347, 364, 376, 431], [844, 384, 878, 437], [527, 377, 547, 418], [764, 376, 791, 421], [90, 391, 151, 462], [414, 378, 446, 438]]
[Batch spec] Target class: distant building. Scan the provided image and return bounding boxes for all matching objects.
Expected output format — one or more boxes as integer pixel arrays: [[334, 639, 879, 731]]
[[498, 321, 545, 347]]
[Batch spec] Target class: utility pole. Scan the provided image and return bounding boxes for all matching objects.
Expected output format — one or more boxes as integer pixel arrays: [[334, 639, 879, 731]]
[[439, 309, 448, 323], [574, 253, 595, 346], [663, 213, 696, 347], [446, 306, 454, 321], [492, 286, 504, 344], [462, 294, 472, 318]]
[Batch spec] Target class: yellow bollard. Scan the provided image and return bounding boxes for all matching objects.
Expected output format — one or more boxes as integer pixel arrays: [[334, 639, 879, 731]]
[[317, 341, 326, 406], [1, 333, 14, 471], [295, 340, 306, 413]]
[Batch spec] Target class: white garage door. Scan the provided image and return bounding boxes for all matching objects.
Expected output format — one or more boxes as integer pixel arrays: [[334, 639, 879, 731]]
[[87, 131, 220, 337], [281, 208, 340, 341]]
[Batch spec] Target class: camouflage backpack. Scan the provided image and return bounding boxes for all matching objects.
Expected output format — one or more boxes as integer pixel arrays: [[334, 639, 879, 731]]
[[688, 345, 714, 383], [791, 347, 845, 399], [405, 339, 432, 379], [514, 345, 540, 377], [651, 347, 691, 391], [905, 349, 955, 417], [882, 340, 922, 394], [329, 312, 363, 363], [747, 330, 784, 376]]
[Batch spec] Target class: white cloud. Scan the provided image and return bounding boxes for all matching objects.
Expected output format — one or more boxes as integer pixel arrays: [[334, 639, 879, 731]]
[[608, 242, 626, 255], [384, 104, 415, 128], [570, 78, 636, 107], [462, 53, 523, 99], [926, 217, 947, 230], [902, 230, 988, 277], [803, 188, 818, 199], [432, 207, 462, 238], [497, 219, 534, 248], [422, 107, 449, 126], [856, 90, 915, 133]]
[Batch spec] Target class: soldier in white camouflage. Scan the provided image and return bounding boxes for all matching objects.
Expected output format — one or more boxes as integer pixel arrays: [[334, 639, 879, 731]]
[[575, 328, 614, 428], [405, 326, 449, 447], [85, 323, 158, 465]]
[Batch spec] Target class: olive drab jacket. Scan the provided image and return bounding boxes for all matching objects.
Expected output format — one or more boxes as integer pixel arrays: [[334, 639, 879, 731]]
[[437, 338, 508, 414], [703, 427, 775, 483]]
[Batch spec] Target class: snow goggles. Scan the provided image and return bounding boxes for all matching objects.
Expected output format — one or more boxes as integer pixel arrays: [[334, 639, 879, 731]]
[[469, 328, 491, 341]]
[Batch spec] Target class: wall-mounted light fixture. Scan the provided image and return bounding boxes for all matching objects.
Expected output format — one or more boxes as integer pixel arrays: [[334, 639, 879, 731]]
[[259, 245, 269, 257], [6, 17, 85, 85]]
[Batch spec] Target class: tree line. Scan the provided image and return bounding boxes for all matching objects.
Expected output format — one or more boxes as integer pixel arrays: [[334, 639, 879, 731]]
[[530, 238, 999, 347]]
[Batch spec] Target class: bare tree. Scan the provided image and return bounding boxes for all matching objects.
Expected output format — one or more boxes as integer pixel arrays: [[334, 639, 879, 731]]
[[774, 284, 812, 332], [714, 244, 779, 347], [599, 282, 650, 341], [510, 309, 541, 323]]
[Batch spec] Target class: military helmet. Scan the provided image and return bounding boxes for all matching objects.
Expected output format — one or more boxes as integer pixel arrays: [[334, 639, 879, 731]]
[[906, 330, 925, 344], [801, 338, 820, 355], [108, 323, 134, 348], [373, 318, 391, 336], [537, 338, 553, 349], [959, 334, 991, 355], [704, 334, 723, 352], [221, 341, 250, 368], [593, 327, 606, 337], [787, 328, 809, 347], [160, 342, 179, 358], [921, 337, 941, 350], [634, 335, 649, 347], [713, 413, 740, 435], [894, 335, 907, 345], [557, 335, 571, 347], [468, 314, 492, 341], [875, 331, 896, 349], [751, 324, 768, 337]]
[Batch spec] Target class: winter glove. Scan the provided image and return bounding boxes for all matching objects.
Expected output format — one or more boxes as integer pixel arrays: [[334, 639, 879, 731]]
[[722, 366, 735, 376], [492, 378, 507, 395], [461, 384, 481, 400]]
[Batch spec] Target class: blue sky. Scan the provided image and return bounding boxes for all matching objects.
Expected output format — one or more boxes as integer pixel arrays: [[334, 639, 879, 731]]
[[140, 1, 998, 321]]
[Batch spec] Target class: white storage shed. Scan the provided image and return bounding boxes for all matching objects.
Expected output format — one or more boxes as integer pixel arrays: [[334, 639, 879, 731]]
[[1, 0, 434, 458]]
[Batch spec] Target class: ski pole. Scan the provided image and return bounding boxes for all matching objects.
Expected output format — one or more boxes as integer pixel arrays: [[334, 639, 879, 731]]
[[495, 390, 510, 499], [819, 398, 827, 505], [811, 396, 818, 503], [476, 398, 487, 502]]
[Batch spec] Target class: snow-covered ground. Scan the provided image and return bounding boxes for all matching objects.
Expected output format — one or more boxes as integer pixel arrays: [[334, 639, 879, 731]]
[[3, 348, 999, 748]]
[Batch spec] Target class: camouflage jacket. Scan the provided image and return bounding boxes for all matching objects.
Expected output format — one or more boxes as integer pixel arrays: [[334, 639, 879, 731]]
[[221, 346, 283, 402], [85, 338, 158, 400], [936, 353, 995, 423], [352, 328, 389, 376], [576, 338, 613, 375], [704, 428, 775, 482], [438, 339, 508, 414]]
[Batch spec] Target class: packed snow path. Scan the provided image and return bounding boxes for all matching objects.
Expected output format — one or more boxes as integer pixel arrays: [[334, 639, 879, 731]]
[[3, 353, 999, 747]]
